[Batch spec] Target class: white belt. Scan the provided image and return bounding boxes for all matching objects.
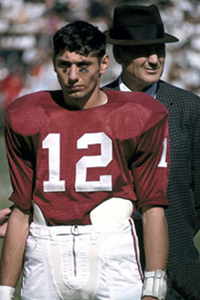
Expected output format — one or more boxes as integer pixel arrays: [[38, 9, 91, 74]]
[[29, 218, 134, 239]]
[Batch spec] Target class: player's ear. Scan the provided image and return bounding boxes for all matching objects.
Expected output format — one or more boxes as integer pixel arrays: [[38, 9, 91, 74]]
[[100, 54, 110, 75], [52, 53, 57, 73]]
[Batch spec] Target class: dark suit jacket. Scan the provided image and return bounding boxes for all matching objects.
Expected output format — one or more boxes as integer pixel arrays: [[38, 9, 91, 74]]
[[103, 79, 200, 300]]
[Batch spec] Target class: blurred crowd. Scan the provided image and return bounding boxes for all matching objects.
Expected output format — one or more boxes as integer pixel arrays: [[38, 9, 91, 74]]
[[1, 0, 200, 127]]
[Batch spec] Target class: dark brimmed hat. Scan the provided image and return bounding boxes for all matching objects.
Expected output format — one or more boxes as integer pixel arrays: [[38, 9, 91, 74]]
[[104, 4, 179, 45]]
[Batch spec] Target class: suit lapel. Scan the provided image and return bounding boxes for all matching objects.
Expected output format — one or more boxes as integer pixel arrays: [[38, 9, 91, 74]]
[[155, 80, 174, 110]]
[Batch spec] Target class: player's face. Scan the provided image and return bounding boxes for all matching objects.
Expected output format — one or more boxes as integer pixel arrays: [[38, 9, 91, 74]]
[[120, 44, 165, 92], [53, 50, 109, 109]]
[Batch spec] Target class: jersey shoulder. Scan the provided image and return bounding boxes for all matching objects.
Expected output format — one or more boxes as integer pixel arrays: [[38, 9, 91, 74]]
[[104, 89, 168, 115], [104, 89, 168, 135], [5, 90, 63, 135]]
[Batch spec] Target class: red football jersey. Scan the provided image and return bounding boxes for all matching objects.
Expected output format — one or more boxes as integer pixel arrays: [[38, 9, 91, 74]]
[[4, 89, 169, 225]]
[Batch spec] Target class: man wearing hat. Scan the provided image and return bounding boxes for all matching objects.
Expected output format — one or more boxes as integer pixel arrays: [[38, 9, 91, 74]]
[[104, 4, 200, 300]]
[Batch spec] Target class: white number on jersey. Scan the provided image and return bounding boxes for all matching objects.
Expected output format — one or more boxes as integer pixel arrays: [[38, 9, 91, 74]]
[[42, 133, 65, 192], [75, 132, 112, 192], [43, 132, 112, 193], [158, 138, 168, 168], [43, 133, 167, 193]]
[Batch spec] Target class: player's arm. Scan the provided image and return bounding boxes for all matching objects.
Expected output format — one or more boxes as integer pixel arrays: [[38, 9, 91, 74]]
[[142, 205, 168, 270], [140, 205, 168, 300], [130, 110, 169, 299], [0, 206, 30, 298]]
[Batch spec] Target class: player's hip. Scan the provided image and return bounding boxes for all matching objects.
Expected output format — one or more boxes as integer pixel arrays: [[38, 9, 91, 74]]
[[21, 219, 143, 299]]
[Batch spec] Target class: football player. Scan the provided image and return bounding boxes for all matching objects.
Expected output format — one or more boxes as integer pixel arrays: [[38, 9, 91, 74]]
[[0, 21, 169, 300]]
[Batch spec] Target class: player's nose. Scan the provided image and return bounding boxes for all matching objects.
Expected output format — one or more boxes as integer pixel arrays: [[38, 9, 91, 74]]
[[68, 65, 79, 81]]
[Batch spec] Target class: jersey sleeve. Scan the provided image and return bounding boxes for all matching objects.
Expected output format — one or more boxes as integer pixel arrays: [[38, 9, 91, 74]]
[[4, 112, 34, 211], [131, 113, 169, 210]]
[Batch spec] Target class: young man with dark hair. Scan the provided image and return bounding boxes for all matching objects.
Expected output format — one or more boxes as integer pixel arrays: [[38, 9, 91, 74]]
[[0, 21, 169, 300]]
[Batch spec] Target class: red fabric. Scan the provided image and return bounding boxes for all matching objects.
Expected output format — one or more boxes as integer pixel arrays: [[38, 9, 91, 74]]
[[4, 89, 169, 225]]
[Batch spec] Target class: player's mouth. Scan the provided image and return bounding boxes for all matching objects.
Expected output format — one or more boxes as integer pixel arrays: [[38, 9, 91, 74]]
[[67, 85, 84, 92]]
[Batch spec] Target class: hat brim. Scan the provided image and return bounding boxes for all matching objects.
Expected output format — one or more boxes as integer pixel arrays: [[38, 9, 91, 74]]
[[104, 30, 179, 45]]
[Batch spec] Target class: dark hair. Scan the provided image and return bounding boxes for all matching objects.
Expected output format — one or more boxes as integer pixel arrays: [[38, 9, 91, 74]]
[[53, 21, 106, 60]]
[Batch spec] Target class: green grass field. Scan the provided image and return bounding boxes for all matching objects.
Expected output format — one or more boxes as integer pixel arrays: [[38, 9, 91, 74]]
[[0, 132, 199, 299]]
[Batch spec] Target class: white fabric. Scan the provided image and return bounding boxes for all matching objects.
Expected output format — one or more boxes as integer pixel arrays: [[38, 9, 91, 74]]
[[90, 197, 133, 225], [0, 286, 15, 300], [118, 74, 158, 98], [21, 219, 143, 300], [33, 202, 47, 225], [142, 269, 167, 300]]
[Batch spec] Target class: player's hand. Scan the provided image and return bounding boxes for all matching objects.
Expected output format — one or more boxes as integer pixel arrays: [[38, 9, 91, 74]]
[[0, 207, 12, 237]]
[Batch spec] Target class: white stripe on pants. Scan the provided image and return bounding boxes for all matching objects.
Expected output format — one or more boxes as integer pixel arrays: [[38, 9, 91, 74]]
[[21, 219, 143, 300]]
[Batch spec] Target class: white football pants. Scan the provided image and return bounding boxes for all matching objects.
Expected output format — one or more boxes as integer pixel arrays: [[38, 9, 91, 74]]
[[21, 219, 143, 300]]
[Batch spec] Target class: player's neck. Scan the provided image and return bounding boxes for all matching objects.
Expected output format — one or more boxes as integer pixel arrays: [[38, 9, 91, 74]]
[[83, 90, 108, 110], [63, 89, 108, 111]]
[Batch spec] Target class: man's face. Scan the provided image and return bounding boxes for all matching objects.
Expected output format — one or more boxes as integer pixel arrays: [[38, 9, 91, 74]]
[[120, 44, 165, 91], [53, 49, 108, 109]]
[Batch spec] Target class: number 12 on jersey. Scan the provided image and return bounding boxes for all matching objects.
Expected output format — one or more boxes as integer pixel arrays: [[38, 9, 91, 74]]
[[42, 132, 112, 193], [42, 133, 168, 193]]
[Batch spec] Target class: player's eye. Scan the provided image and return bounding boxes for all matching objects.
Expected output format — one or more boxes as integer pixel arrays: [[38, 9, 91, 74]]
[[79, 67, 88, 73]]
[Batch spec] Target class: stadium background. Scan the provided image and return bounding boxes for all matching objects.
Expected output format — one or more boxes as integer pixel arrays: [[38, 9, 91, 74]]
[[0, 1, 200, 299]]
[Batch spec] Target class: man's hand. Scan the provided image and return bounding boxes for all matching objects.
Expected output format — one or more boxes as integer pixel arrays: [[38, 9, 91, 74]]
[[0, 208, 12, 237]]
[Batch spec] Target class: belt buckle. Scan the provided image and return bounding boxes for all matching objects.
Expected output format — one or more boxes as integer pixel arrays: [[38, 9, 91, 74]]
[[71, 225, 79, 235]]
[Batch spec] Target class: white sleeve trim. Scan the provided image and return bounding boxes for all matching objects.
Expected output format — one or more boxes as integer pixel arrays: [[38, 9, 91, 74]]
[[142, 269, 167, 300], [0, 285, 15, 300]]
